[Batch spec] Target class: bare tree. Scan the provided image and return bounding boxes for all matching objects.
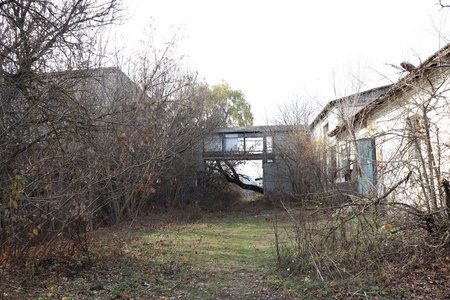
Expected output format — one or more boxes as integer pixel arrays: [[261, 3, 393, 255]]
[[0, 0, 124, 264], [270, 98, 325, 201]]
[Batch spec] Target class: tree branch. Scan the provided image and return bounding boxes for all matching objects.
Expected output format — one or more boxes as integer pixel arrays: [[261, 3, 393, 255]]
[[214, 160, 264, 194]]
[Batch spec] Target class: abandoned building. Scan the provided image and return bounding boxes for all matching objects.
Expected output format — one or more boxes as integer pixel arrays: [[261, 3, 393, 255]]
[[310, 43, 450, 210]]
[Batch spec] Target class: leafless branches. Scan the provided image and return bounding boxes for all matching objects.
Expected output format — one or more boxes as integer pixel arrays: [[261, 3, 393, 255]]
[[439, 0, 450, 9], [0, 0, 226, 267], [212, 160, 264, 194]]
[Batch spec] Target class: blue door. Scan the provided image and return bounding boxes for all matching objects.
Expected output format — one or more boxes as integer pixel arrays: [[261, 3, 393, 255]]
[[357, 139, 377, 196]]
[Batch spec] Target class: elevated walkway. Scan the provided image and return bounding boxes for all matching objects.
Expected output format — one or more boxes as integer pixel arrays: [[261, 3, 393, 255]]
[[202, 125, 305, 198], [202, 125, 295, 162]]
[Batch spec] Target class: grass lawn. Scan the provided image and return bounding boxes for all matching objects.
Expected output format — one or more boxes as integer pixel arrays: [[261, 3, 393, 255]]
[[3, 200, 449, 299], [1, 202, 300, 299]]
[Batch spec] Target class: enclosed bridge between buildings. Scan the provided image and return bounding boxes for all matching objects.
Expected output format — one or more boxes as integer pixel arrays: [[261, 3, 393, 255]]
[[202, 125, 300, 198]]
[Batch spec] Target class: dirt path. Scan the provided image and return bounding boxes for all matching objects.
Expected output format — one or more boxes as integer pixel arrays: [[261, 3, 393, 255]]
[[148, 212, 296, 299]]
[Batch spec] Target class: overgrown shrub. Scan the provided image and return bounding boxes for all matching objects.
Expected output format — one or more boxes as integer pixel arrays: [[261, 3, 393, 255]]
[[274, 196, 446, 286]]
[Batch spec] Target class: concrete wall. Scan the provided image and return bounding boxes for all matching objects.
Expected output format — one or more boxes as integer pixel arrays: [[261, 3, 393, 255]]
[[262, 130, 295, 199]]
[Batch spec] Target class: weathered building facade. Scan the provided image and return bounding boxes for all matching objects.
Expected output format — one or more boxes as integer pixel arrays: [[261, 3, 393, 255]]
[[311, 43, 450, 211], [309, 85, 391, 195]]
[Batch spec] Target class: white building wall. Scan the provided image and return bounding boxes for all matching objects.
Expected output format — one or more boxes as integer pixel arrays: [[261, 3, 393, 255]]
[[353, 81, 450, 206]]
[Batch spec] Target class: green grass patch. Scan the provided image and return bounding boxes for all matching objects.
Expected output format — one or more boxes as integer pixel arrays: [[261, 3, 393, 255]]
[[2, 203, 449, 299], [1, 210, 291, 299], [121, 215, 278, 298]]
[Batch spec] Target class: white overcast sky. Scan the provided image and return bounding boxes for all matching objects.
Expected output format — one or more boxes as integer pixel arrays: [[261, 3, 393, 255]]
[[114, 0, 450, 125]]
